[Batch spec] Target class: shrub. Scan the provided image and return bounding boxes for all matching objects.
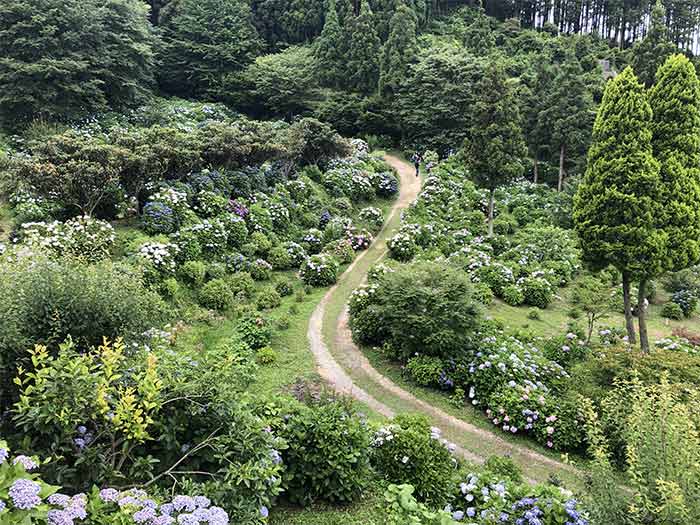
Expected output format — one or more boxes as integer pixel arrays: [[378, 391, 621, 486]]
[[199, 278, 234, 310], [229, 272, 256, 299], [302, 229, 323, 254], [250, 259, 273, 281], [136, 241, 180, 277], [472, 282, 494, 306], [359, 206, 384, 232], [142, 201, 178, 234], [206, 262, 227, 280], [0, 257, 168, 405], [483, 455, 523, 483], [181, 260, 206, 286], [371, 415, 457, 506], [279, 401, 371, 506], [661, 301, 684, 320], [476, 263, 515, 296], [300, 254, 339, 286], [527, 308, 541, 320], [502, 285, 525, 306], [237, 315, 272, 349], [348, 229, 374, 251], [275, 280, 294, 297], [268, 245, 293, 270], [671, 289, 698, 317], [222, 214, 249, 247], [664, 266, 700, 294], [405, 356, 445, 387], [388, 232, 417, 262], [371, 171, 399, 198], [256, 346, 277, 365], [256, 288, 282, 310], [159, 277, 181, 298], [323, 239, 355, 264], [20, 216, 115, 263], [282, 241, 307, 267], [519, 276, 554, 308], [351, 262, 482, 359], [385, 484, 457, 525]]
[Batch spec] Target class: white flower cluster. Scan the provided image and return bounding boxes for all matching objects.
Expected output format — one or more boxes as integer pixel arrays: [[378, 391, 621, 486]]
[[137, 242, 179, 274], [151, 187, 188, 209], [20, 216, 115, 262]]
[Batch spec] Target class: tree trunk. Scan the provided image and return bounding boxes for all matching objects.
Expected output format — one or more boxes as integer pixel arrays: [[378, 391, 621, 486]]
[[586, 314, 594, 345], [558, 144, 565, 192], [638, 279, 650, 353], [533, 158, 539, 184], [487, 188, 495, 237], [622, 272, 637, 345]]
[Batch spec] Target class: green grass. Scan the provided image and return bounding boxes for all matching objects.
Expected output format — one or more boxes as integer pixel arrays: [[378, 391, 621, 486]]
[[270, 485, 386, 525], [0, 200, 12, 241], [488, 281, 699, 341]]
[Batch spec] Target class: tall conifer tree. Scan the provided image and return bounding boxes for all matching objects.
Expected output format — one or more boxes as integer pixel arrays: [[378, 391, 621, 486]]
[[573, 67, 666, 351], [345, 1, 381, 93], [379, 5, 418, 97], [314, 0, 344, 87], [465, 60, 527, 236], [631, 1, 676, 88], [540, 53, 594, 191], [650, 54, 700, 273]]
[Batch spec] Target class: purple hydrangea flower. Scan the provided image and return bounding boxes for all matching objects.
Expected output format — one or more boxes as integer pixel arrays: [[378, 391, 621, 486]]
[[133, 507, 157, 523], [172, 496, 196, 512], [160, 503, 174, 516], [176, 514, 198, 525], [9, 479, 42, 509], [453, 510, 465, 520], [208, 506, 228, 525], [47, 509, 73, 525], [77, 426, 87, 435], [193, 496, 210, 509], [66, 504, 87, 520], [152, 517, 175, 525], [13, 455, 38, 471], [0, 448, 8, 464], [0, 500, 5, 512], [48, 493, 71, 507], [99, 488, 119, 502], [260, 505, 269, 518], [73, 438, 86, 450]]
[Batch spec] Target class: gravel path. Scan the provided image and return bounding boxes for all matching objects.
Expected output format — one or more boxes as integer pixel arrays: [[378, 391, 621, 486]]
[[307, 154, 579, 482]]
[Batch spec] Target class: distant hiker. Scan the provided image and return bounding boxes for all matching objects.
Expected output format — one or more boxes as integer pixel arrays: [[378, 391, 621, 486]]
[[411, 152, 421, 177]]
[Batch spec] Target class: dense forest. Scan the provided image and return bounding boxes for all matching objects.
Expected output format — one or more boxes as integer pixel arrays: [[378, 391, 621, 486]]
[[2, 0, 700, 524]]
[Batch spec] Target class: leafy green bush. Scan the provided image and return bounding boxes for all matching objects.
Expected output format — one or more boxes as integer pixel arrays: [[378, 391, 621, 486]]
[[181, 260, 206, 286], [323, 239, 355, 264], [661, 301, 684, 320], [268, 245, 293, 270], [256, 287, 282, 310], [385, 484, 458, 525], [472, 282, 494, 306], [350, 262, 483, 359], [275, 280, 294, 297], [206, 261, 227, 281], [671, 289, 698, 317], [300, 254, 339, 286], [483, 455, 523, 483], [237, 315, 272, 349], [0, 256, 168, 405], [388, 232, 418, 262], [199, 278, 234, 310], [520, 276, 554, 308], [256, 346, 277, 364], [371, 415, 457, 506], [405, 356, 445, 387], [229, 272, 256, 299], [476, 263, 515, 296], [502, 284, 525, 306], [250, 258, 273, 281], [278, 401, 371, 505]]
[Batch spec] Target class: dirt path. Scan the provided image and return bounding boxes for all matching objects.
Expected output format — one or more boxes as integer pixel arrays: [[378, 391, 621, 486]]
[[307, 155, 581, 484]]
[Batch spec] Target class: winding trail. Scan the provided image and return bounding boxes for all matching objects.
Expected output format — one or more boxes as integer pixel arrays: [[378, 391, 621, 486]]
[[307, 155, 581, 485]]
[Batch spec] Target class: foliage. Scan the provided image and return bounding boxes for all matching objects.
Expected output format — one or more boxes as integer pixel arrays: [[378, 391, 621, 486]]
[[631, 1, 677, 88], [277, 400, 371, 506], [299, 254, 338, 286], [371, 416, 457, 507], [181, 260, 207, 287], [199, 279, 235, 311], [344, 2, 381, 94], [650, 54, 700, 273], [661, 301, 685, 320], [19, 217, 115, 263], [256, 287, 282, 310], [385, 484, 457, 525], [349, 261, 483, 360], [0, 0, 154, 126], [0, 256, 167, 407], [379, 6, 419, 97], [158, 0, 263, 99]]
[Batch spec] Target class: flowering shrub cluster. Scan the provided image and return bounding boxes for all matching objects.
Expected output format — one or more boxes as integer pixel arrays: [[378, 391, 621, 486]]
[[359, 206, 384, 232], [20, 216, 115, 262], [137, 242, 180, 275], [300, 254, 339, 286], [348, 229, 373, 251], [388, 232, 418, 261]]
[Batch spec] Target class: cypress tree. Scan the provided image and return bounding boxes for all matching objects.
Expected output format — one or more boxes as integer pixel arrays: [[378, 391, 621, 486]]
[[540, 53, 594, 191], [378, 5, 418, 97], [344, 1, 381, 94], [573, 67, 666, 351], [649, 54, 700, 273], [465, 59, 527, 236], [631, 1, 676, 88], [314, 0, 344, 87]]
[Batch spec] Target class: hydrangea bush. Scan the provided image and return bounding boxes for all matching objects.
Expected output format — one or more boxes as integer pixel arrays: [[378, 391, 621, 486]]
[[299, 254, 339, 286], [20, 216, 115, 262]]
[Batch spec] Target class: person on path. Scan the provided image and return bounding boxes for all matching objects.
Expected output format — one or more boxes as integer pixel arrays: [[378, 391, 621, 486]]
[[411, 152, 422, 177]]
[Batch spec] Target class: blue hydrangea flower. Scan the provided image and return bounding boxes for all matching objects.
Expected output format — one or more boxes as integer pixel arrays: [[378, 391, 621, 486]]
[[99, 488, 119, 502], [47, 509, 72, 525], [9, 479, 42, 509], [0, 448, 8, 465], [13, 455, 38, 471]]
